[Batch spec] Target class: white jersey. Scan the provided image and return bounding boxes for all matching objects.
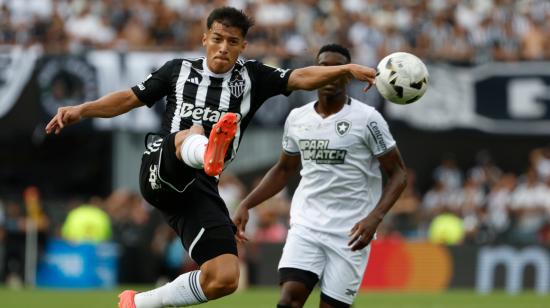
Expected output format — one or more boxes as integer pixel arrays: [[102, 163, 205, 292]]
[[282, 97, 396, 233]]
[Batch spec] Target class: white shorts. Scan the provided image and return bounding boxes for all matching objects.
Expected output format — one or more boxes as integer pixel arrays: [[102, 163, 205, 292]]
[[278, 224, 370, 304]]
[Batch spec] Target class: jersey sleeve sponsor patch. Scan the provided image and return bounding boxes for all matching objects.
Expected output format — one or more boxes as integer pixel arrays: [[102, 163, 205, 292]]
[[365, 110, 396, 156]]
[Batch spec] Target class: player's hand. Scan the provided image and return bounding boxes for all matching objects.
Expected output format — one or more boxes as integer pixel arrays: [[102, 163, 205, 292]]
[[232, 205, 250, 243], [45, 105, 84, 134], [346, 64, 376, 92], [348, 214, 382, 251]]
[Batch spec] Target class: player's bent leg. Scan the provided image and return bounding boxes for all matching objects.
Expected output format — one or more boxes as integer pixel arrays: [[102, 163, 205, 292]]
[[127, 254, 239, 307], [131, 270, 208, 308], [175, 125, 208, 169], [199, 253, 240, 299], [128, 224, 238, 307], [187, 224, 239, 299], [319, 293, 350, 308], [278, 268, 319, 308]]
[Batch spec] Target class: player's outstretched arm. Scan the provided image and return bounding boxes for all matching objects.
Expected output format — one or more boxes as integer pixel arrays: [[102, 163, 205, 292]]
[[232, 152, 301, 242], [349, 147, 407, 251], [287, 64, 376, 92], [45, 89, 144, 134]]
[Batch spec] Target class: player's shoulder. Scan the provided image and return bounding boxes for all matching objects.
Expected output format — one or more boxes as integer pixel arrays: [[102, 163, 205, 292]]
[[177, 57, 204, 70], [288, 101, 316, 120], [348, 97, 385, 120], [241, 58, 285, 72], [155, 57, 202, 74], [348, 97, 374, 112], [236, 58, 256, 70], [240, 58, 258, 66], [239, 58, 253, 65]]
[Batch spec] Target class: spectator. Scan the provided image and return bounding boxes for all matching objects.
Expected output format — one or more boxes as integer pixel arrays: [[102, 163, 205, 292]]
[[64, 3, 115, 50], [218, 172, 246, 216], [492, 20, 521, 62], [452, 177, 486, 241], [110, 191, 157, 284], [433, 154, 463, 190], [530, 146, 550, 182], [468, 150, 502, 191], [2, 201, 25, 288], [348, 13, 384, 66], [422, 180, 448, 220], [509, 168, 546, 244], [254, 0, 294, 29], [151, 224, 193, 284], [390, 169, 421, 238], [23, 187, 49, 234], [443, 25, 475, 65], [485, 173, 516, 238], [520, 14, 546, 60], [247, 176, 291, 240], [252, 204, 287, 243]]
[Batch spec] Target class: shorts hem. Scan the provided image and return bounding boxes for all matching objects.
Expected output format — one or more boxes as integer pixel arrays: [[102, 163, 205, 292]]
[[320, 289, 354, 305], [190, 225, 238, 266], [277, 263, 321, 277]]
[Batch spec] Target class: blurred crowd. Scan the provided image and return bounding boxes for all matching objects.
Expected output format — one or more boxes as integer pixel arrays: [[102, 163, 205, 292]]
[[0, 173, 291, 286], [1, 0, 549, 66], [2, 146, 550, 286], [386, 146, 550, 246]]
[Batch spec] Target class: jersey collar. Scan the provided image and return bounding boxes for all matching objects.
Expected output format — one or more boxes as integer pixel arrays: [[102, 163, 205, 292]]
[[203, 59, 234, 78], [312, 96, 352, 120]]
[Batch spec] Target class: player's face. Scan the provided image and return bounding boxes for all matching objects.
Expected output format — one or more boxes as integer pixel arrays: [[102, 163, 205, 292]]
[[317, 51, 349, 97], [203, 22, 247, 74]]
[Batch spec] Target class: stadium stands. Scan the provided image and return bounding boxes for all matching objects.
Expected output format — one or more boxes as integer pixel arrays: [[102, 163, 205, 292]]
[[0, 0, 548, 65]]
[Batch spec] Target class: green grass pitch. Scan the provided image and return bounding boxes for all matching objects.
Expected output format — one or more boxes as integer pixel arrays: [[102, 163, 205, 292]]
[[1, 287, 549, 307]]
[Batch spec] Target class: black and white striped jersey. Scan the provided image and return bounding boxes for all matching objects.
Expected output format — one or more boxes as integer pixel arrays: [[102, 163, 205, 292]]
[[131, 57, 293, 162]]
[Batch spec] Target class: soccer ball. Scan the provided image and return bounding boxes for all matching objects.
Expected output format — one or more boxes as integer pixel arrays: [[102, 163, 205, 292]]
[[375, 52, 429, 105]]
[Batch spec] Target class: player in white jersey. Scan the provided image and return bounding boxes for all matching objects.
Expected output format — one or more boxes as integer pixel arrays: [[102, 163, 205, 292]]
[[233, 44, 407, 308]]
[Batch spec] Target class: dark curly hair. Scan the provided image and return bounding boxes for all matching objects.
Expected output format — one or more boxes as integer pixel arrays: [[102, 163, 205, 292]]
[[207, 7, 255, 37], [317, 44, 351, 63]]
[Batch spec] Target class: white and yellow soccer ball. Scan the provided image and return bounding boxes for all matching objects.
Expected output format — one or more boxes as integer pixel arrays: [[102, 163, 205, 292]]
[[375, 52, 429, 105]]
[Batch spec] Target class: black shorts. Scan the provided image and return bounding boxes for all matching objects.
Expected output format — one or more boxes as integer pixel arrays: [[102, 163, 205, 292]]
[[139, 133, 237, 266]]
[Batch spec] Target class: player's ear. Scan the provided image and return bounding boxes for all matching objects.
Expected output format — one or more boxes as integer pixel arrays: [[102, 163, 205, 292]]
[[202, 33, 207, 47], [242, 40, 248, 51]]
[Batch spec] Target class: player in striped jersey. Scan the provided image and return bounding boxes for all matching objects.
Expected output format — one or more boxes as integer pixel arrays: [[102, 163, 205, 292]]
[[45, 7, 377, 308]]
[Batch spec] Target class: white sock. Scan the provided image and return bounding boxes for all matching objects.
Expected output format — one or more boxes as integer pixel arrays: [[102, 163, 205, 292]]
[[134, 270, 208, 308], [181, 134, 207, 169]]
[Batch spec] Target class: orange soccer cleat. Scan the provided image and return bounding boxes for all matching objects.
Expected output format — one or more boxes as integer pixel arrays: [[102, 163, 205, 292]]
[[118, 290, 137, 308], [204, 113, 238, 176]]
